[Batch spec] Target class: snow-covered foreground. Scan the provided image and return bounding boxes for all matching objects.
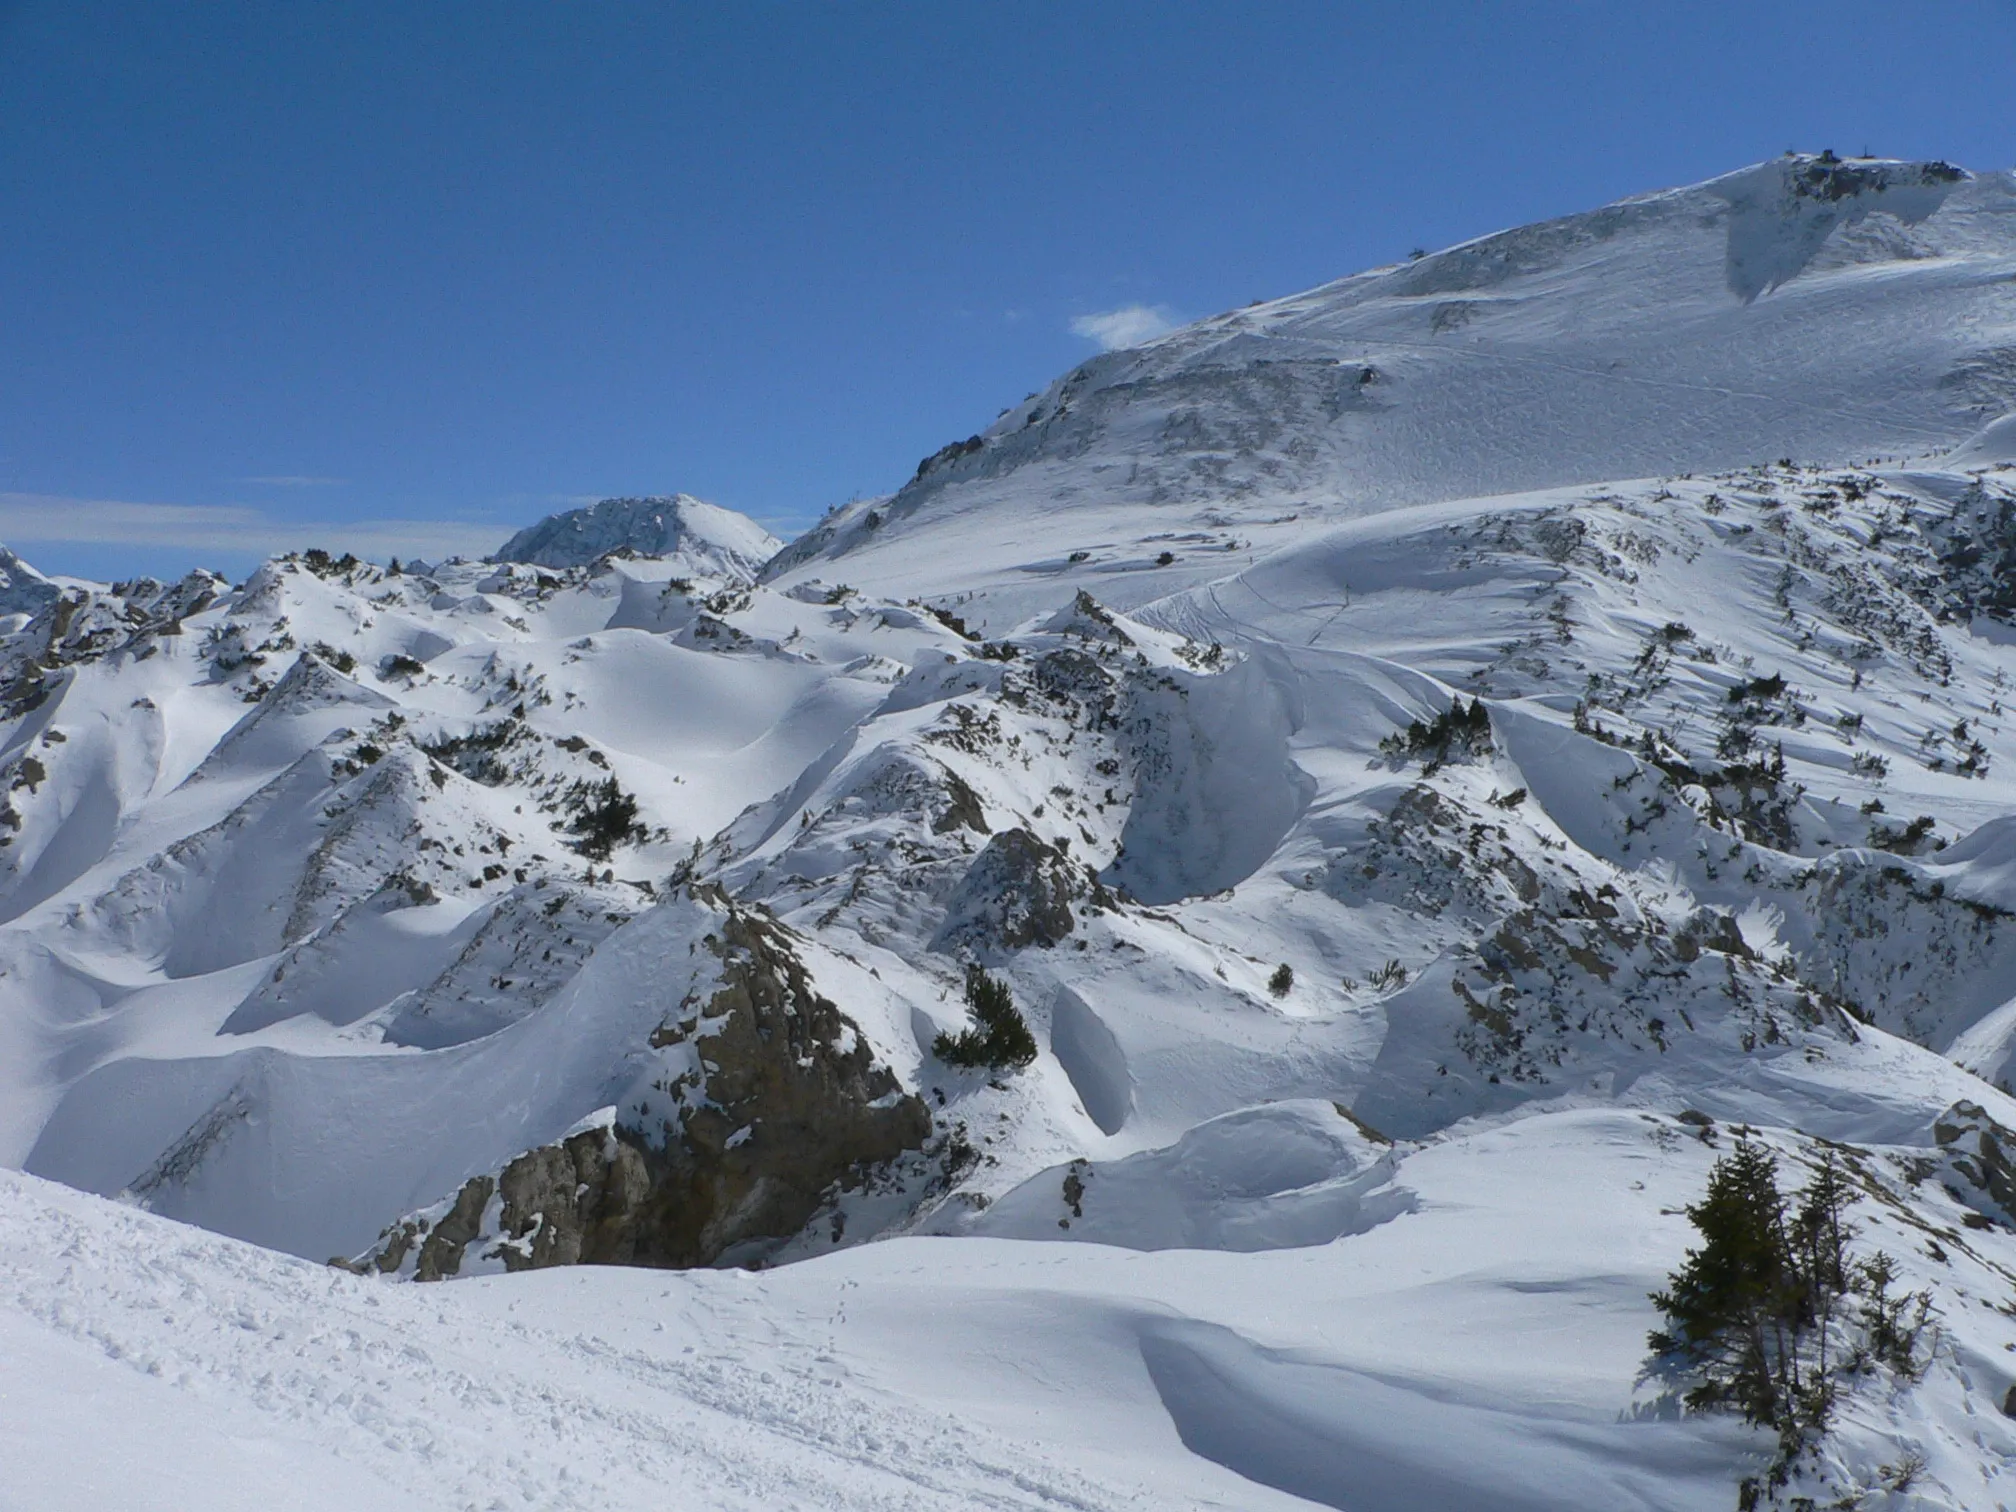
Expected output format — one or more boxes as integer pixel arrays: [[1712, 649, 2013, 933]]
[[0, 1125, 1801, 1511], [10, 1099, 2016, 1512]]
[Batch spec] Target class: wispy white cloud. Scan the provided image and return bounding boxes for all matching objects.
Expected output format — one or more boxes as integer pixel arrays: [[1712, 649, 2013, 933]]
[[1069, 303, 1177, 351], [239, 475, 347, 488], [0, 492, 504, 563]]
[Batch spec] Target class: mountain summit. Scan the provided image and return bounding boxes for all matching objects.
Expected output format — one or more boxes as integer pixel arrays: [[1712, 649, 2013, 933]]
[[493, 493, 781, 576], [767, 154, 2016, 627], [0, 544, 59, 620]]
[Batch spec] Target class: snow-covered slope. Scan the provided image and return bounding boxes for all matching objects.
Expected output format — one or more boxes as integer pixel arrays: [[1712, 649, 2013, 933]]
[[494, 493, 782, 576], [11, 157, 2016, 1509], [12, 1098, 2016, 1512], [768, 155, 2016, 630]]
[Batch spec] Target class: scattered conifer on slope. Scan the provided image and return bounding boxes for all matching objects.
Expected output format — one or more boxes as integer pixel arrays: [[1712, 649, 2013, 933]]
[[934, 966, 1038, 1071]]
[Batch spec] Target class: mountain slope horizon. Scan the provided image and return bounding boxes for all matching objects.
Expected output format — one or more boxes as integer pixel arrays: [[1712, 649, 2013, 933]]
[[765, 152, 2016, 628]]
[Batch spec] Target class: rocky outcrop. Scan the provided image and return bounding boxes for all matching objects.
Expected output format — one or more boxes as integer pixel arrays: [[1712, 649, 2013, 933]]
[[491, 495, 781, 577], [1934, 1099, 2016, 1224], [0, 545, 60, 620], [345, 897, 930, 1277], [933, 827, 1099, 954], [931, 769, 990, 836]]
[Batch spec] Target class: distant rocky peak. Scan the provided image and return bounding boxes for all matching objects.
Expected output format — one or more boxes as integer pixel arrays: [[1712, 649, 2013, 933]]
[[0, 544, 59, 620], [491, 494, 782, 576]]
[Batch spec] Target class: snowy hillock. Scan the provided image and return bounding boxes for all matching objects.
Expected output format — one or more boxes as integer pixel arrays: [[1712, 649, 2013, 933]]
[[15, 158, 2016, 1509], [958, 1099, 1414, 1251], [492, 493, 782, 578]]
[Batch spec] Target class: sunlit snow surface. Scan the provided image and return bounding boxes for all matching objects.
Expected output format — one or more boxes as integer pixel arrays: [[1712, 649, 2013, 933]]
[[9, 1103, 2016, 1511], [9, 157, 2016, 1509]]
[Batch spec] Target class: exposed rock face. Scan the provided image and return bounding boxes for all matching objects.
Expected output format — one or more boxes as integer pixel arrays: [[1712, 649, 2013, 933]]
[[1934, 1099, 2016, 1224], [0, 545, 60, 620], [414, 1175, 495, 1282], [934, 827, 1095, 954], [492, 494, 781, 577], [931, 769, 990, 836], [621, 900, 933, 1265], [346, 898, 931, 1277], [361, 1136, 646, 1280], [0, 565, 224, 717]]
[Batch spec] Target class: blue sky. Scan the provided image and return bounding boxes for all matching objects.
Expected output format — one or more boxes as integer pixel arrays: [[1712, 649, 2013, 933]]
[[3, 1, 2013, 580]]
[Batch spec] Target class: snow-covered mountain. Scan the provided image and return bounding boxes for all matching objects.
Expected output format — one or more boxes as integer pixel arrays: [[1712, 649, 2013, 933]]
[[10, 156, 2016, 1510], [494, 493, 782, 576], [768, 154, 2016, 628], [0, 545, 59, 621]]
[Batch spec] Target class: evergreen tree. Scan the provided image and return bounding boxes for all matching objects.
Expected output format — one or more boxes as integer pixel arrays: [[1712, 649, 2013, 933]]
[[1379, 696, 1494, 769], [934, 966, 1037, 1070], [568, 776, 645, 860], [1649, 1140, 1793, 1423], [1648, 1143, 1930, 1509]]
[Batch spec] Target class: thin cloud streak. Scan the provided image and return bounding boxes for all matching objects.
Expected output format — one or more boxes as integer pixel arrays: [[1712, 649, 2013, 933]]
[[0, 492, 505, 563], [1069, 303, 1178, 351]]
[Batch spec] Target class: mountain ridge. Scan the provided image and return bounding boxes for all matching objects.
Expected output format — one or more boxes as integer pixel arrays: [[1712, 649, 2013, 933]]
[[765, 153, 2016, 630]]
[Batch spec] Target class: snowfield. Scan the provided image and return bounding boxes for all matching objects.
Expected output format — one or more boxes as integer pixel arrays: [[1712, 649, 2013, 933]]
[[10, 1102, 2016, 1511], [8, 155, 2016, 1509]]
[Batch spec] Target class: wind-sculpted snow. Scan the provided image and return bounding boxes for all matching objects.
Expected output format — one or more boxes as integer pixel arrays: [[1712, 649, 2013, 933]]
[[347, 894, 930, 1278], [1048, 985, 1133, 1134], [1712, 156, 1966, 303], [1137, 1317, 1729, 1512], [1949, 409, 2016, 468], [28, 885, 917, 1263], [14, 1102, 2016, 1510], [14, 159, 2016, 1507], [963, 1100, 1413, 1251], [1105, 650, 1314, 905]]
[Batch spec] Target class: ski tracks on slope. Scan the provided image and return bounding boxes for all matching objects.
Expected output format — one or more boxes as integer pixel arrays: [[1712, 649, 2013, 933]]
[[0, 1171, 1180, 1512]]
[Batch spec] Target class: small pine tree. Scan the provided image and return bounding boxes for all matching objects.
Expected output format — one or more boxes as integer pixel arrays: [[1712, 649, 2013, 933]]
[[1268, 963, 1294, 997], [1649, 1140, 1793, 1424], [568, 776, 645, 861], [1379, 697, 1493, 769], [934, 965, 1038, 1071], [1648, 1144, 1931, 1507]]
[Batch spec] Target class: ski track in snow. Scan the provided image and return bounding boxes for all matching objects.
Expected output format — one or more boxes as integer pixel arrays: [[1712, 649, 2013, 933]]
[[1, 1171, 1187, 1512]]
